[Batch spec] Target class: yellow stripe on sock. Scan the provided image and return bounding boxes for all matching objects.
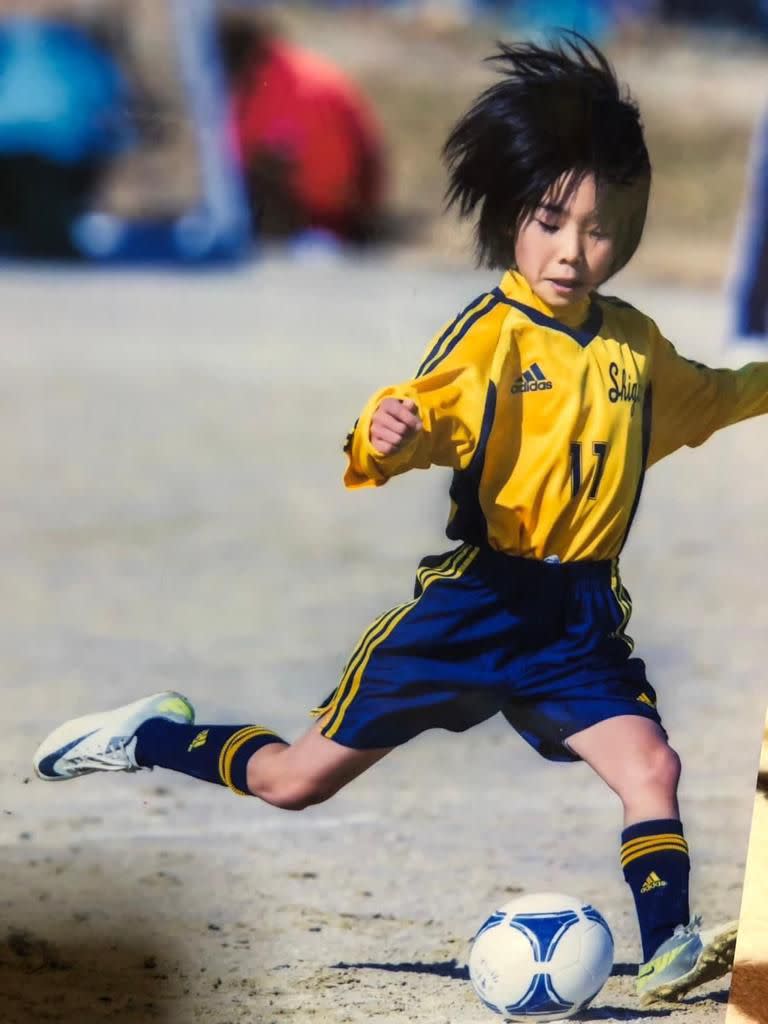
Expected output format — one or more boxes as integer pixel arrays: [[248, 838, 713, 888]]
[[622, 845, 689, 870], [621, 841, 689, 869], [218, 726, 280, 796], [323, 545, 479, 740], [621, 836, 689, 859], [621, 833, 689, 856]]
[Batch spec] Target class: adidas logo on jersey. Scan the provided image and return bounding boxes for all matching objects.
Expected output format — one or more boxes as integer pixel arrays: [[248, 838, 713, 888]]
[[511, 362, 553, 394], [640, 871, 667, 894]]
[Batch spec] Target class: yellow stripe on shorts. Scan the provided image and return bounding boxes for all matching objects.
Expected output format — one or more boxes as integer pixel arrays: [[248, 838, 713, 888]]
[[311, 546, 472, 725], [317, 545, 475, 731], [610, 558, 634, 652], [311, 604, 411, 722], [218, 725, 280, 796], [322, 544, 479, 740]]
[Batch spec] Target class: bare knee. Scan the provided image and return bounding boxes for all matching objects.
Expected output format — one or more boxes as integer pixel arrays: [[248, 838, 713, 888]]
[[618, 743, 682, 803], [640, 743, 681, 791]]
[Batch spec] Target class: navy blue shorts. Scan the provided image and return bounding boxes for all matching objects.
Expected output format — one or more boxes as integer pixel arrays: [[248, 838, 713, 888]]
[[312, 543, 662, 761]]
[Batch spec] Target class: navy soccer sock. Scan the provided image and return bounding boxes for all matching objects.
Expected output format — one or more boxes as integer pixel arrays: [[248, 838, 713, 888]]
[[135, 720, 285, 796], [621, 818, 690, 962]]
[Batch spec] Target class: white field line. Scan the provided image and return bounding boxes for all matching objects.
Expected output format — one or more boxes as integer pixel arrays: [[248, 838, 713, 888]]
[[0, 810, 382, 849]]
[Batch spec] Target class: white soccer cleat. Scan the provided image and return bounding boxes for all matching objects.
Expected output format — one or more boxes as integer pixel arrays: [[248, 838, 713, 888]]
[[33, 691, 195, 781]]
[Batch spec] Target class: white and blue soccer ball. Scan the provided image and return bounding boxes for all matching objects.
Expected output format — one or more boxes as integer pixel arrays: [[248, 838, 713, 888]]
[[468, 892, 614, 1021]]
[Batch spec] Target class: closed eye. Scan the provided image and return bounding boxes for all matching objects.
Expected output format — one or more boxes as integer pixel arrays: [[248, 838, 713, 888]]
[[536, 219, 559, 234]]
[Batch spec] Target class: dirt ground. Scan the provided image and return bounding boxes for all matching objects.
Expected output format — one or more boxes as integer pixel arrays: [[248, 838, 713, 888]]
[[0, 259, 766, 1024]]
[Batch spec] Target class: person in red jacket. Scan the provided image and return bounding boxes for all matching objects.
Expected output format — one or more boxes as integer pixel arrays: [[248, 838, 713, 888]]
[[218, 10, 386, 244]]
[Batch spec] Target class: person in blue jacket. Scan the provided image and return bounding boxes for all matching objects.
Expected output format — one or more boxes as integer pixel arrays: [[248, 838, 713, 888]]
[[0, 16, 134, 258]]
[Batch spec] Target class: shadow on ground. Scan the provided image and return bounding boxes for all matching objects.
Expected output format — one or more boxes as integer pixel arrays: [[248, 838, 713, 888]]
[[330, 959, 640, 981], [328, 959, 730, 1021], [580, 1007, 674, 1021], [0, 848, 268, 1024], [0, 926, 185, 1024], [332, 958, 469, 979]]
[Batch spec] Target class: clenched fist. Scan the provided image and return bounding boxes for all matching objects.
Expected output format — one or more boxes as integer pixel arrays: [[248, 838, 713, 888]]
[[370, 397, 422, 455]]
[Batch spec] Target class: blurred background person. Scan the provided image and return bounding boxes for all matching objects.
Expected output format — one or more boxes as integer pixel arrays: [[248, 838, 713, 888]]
[[660, 0, 768, 33], [0, 15, 136, 259], [467, 0, 660, 38], [474, 0, 615, 38], [217, 7, 387, 247], [729, 106, 768, 348]]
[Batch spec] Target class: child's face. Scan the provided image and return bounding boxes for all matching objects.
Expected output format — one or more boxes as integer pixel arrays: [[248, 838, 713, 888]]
[[514, 173, 617, 310]]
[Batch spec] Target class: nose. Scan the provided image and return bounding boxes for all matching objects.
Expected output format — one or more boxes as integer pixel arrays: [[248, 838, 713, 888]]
[[557, 225, 584, 266]]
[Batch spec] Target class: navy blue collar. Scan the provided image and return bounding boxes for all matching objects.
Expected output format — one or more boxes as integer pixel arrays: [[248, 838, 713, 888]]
[[493, 288, 603, 348]]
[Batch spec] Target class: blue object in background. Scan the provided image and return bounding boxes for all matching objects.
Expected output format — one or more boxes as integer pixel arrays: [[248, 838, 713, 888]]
[[0, 17, 134, 163], [509, 0, 614, 39], [731, 108, 768, 340], [73, 0, 250, 266], [169, 0, 250, 262]]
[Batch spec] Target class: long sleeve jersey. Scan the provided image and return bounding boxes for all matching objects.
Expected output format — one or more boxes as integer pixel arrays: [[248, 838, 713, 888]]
[[344, 271, 768, 562]]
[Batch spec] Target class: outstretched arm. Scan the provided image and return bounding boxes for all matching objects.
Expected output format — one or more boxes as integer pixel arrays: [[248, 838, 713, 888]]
[[648, 328, 768, 467]]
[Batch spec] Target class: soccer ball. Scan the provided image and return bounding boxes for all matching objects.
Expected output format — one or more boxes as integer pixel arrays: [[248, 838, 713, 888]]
[[468, 892, 614, 1021]]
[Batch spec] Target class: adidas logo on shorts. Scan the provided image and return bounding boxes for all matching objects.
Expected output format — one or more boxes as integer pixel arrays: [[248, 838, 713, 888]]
[[511, 362, 553, 393]]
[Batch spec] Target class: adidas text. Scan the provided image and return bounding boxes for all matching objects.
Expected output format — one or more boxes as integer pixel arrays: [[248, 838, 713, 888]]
[[511, 379, 553, 394], [511, 362, 552, 394]]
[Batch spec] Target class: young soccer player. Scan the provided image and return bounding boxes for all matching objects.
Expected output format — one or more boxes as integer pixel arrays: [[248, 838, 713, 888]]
[[34, 36, 768, 1007]]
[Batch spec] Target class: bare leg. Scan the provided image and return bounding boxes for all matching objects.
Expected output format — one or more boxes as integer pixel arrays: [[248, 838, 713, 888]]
[[568, 714, 692, 972], [566, 715, 681, 826], [245, 717, 392, 810]]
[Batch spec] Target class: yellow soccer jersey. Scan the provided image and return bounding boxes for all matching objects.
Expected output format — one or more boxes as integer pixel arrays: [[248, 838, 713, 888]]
[[345, 271, 768, 562]]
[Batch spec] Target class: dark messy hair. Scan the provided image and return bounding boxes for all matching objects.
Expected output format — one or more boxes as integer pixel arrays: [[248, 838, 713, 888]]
[[443, 34, 651, 273]]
